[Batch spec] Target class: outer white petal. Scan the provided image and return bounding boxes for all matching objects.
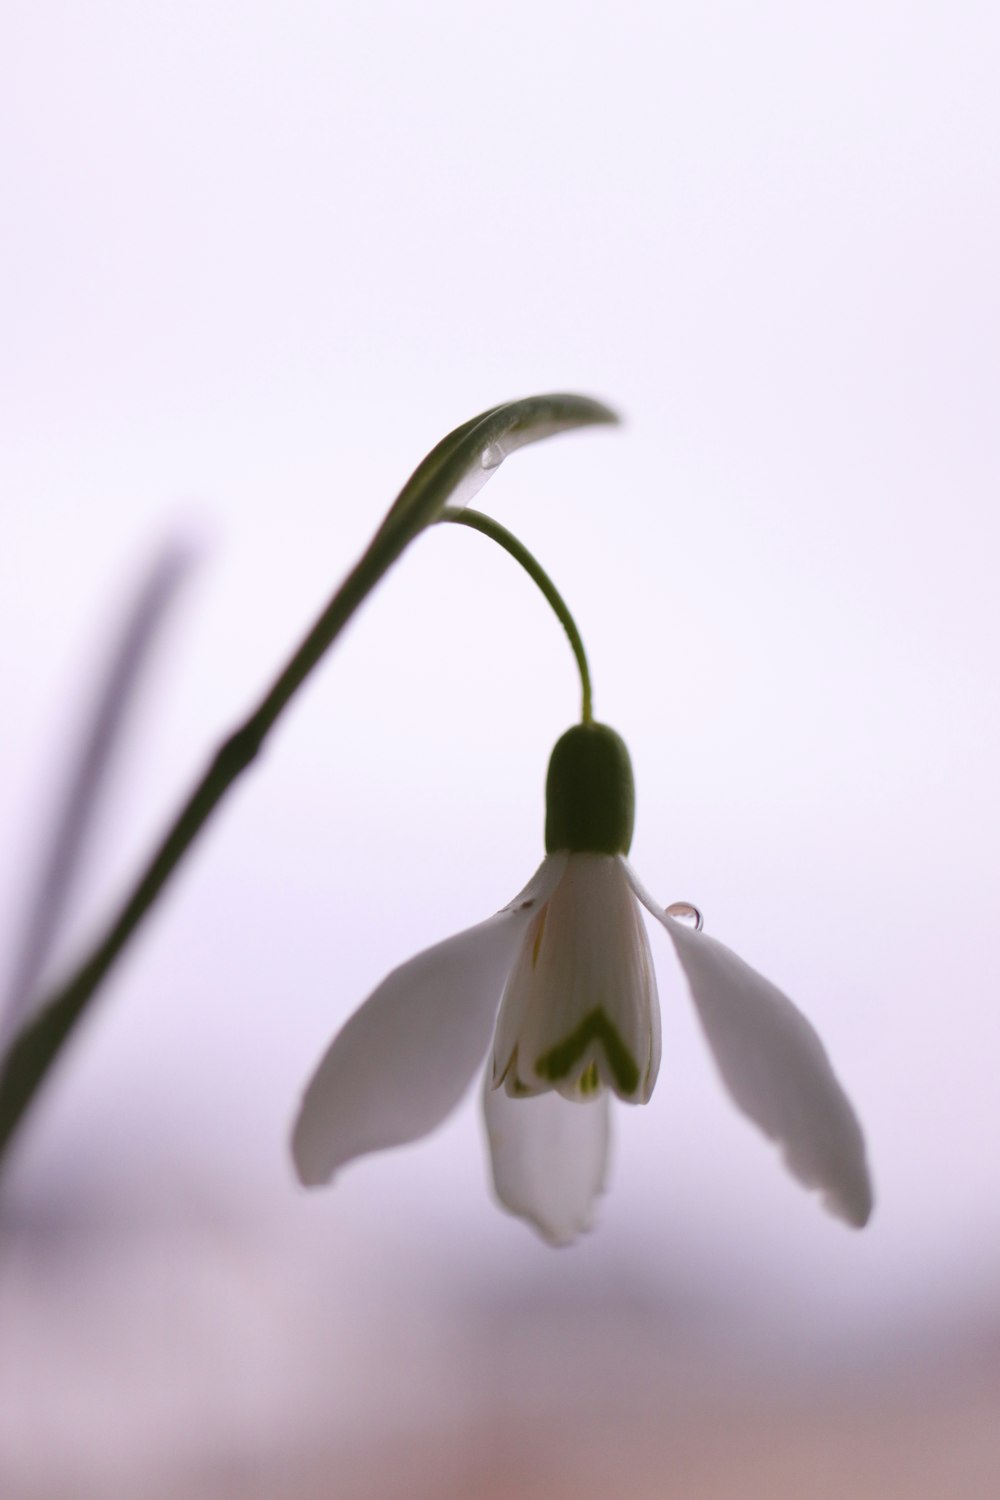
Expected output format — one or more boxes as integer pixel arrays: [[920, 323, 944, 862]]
[[626, 866, 873, 1228], [292, 854, 567, 1186], [481, 1069, 611, 1245]]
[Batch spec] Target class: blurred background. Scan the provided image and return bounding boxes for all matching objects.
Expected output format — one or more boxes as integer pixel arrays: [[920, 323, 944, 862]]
[[2, 2, 1000, 1495]]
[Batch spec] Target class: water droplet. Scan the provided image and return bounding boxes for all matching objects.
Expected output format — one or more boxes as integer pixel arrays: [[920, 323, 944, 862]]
[[665, 901, 703, 932], [480, 442, 504, 471]]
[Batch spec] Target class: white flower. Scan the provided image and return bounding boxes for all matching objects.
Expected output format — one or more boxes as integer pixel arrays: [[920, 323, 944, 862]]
[[292, 725, 873, 1245]]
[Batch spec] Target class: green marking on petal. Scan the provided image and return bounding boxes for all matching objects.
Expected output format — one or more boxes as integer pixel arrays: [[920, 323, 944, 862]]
[[507, 1074, 534, 1098], [535, 1007, 640, 1096], [578, 1061, 601, 1096], [531, 909, 547, 968], [499, 1052, 534, 1096]]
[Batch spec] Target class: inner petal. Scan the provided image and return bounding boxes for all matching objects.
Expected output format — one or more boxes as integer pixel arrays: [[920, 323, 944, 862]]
[[492, 853, 660, 1103]]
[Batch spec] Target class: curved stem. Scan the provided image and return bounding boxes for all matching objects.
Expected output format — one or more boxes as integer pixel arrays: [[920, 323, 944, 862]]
[[439, 507, 593, 724], [0, 394, 618, 1166]]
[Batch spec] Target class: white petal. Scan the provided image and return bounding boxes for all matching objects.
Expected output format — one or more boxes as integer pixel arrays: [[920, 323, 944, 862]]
[[493, 853, 660, 1102], [481, 1069, 611, 1245], [626, 866, 873, 1227], [291, 855, 566, 1185]]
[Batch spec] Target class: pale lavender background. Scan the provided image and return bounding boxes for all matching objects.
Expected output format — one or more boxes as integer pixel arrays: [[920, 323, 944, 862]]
[[1, 2, 999, 1495]]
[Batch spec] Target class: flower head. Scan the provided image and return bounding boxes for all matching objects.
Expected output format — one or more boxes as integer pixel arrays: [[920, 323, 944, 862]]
[[292, 723, 873, 1244]]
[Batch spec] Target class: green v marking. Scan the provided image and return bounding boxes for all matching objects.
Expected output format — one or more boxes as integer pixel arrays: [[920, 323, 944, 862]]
[[535, 1007, 639, 1095]]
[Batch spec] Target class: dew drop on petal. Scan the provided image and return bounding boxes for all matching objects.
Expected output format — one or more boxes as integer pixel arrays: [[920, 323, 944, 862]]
[[665, 901, 704, 931]]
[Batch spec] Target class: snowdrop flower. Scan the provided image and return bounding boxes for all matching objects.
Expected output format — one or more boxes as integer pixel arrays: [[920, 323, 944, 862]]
[[292, 723, 873, 1244]]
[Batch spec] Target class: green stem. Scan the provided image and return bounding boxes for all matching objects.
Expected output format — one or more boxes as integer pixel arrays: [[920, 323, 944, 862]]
[[0, 393, 618, 1165], [439, 507, 593, 724]]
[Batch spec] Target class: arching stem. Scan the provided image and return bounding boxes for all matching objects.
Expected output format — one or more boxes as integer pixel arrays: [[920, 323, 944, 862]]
[[439, 507, 594, 724]]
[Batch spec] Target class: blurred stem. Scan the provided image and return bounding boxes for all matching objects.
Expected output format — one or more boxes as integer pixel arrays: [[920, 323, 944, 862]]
[[439, 507, 593, 724], [1, 543, 194, 1053], [0, 394, 618, 1167]]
